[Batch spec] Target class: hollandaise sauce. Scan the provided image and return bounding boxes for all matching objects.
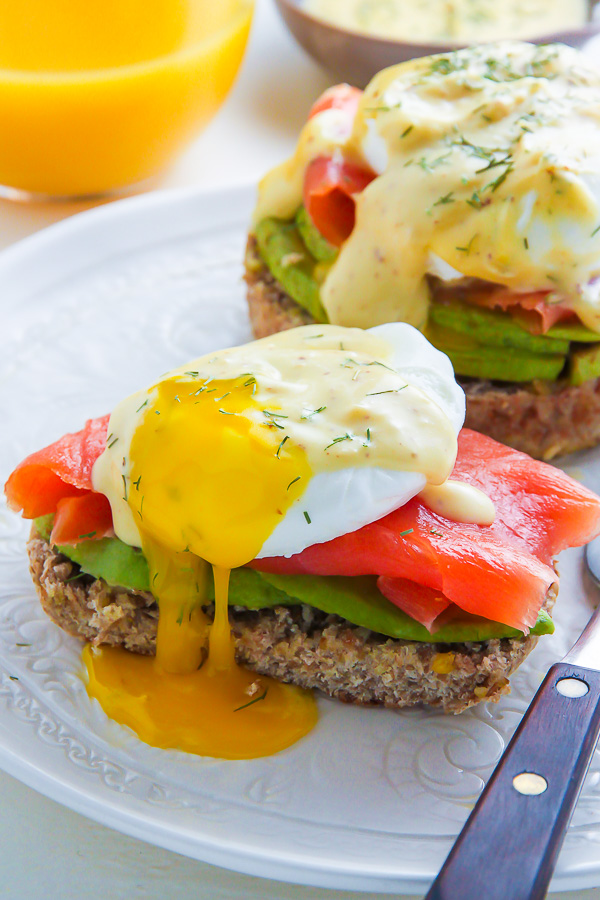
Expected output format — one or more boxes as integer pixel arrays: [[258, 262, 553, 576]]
[[304, 0, 588, 43], [87, 325, 478, 758], [255, 43, 600, 333]]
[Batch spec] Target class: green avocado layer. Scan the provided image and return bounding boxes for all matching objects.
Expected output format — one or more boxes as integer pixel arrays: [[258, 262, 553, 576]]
[[253, 213, 600, 385], [254, 217, 328, 323], [35, 516, 553, 644]]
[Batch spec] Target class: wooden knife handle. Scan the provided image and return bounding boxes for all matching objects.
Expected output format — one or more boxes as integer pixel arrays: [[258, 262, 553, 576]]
[[425, 662, 600, 900]]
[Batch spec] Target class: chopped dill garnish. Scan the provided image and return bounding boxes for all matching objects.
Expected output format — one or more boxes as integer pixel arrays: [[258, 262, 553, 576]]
[[107, 436, 118, 449], [121, 474, 128, 501], [366, 359, 396, 372], [466, 191, 483, 210], [401, 125, 414, 138], [216, 392, 230, 402], [234, 688, 268, 712], [365, 386, 407, 396], [263, 410, 288, 419], [301, 406, 326, 419], [133, 475, 142, 491], [219, 409, 234, 415], [487, 166, 513, 193], [398, 528, 414, 537], [303, 333, 324, 339], [366, 428, 371, 442], [303, 511, 312, 524], [428, 55, 464, 76], [429, 528, 444, 537], [78, 531, 96, 540], [419, 152, 451, 172], [324, 433, 353, 450], [524, 237, 529, 249], [592, 224, 600, 238], [456, 234, 478, 254], [287, 476, 301, 490], [276, 436, 289, 458], [154, 410, 161, 415], [433, 191, 455, 206], [135, 399, 148, 413], [243, 377, 256, 387], [475, 153, 512, 174], [8, 675, 18, 682], [15, 643, 31, 647]]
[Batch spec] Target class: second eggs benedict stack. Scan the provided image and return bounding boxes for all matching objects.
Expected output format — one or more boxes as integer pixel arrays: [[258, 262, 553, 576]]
[[247, 41, 600, 460]]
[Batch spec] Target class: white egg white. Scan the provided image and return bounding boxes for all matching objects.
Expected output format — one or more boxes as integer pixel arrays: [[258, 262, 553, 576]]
[[257, 323, 464, 558]]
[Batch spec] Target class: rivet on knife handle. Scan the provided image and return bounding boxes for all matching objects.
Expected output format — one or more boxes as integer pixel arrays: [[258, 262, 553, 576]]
[[425, 662, 600, 900]]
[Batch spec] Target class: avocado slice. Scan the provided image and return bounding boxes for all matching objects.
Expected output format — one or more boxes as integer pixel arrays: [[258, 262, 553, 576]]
[[547, 321, 600, 343], [34, 515, 152, 592], [34, 517, 553, 644], [259, 571, 554, 643], [254, 217, 327, 323], [425, 322, 567, 382], [570, 342, 600, 386], [295, 205, 338, 262], [429, 298, 570, 355]]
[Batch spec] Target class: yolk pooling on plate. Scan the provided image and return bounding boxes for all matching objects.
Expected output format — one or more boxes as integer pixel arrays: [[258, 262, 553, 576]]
[[87, 324, 476, 759]]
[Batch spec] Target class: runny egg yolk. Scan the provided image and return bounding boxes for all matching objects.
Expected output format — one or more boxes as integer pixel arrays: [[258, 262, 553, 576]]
[[85, 374, 318, 759]]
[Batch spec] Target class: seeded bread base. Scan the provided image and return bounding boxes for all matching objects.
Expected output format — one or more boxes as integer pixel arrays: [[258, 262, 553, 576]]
[[245, 236, 600, 460], [27, 527, 556, 715]]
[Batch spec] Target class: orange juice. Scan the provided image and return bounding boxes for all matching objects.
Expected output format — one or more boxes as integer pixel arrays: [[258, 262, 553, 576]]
[[0, 0, 253, 196]]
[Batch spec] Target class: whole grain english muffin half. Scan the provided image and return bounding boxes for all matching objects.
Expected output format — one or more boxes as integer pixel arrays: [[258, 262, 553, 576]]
[[28, 527, 556, 714]]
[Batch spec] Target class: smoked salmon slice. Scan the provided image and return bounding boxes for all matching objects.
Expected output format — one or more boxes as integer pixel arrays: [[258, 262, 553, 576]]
[[5, 414, 110, 537], [253, 430, 600, 632], [458, 286, 574, 334], [51, 492, 113, 545]]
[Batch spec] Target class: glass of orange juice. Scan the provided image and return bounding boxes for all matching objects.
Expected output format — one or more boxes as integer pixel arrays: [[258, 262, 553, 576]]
[[0, 0, 253, 198]]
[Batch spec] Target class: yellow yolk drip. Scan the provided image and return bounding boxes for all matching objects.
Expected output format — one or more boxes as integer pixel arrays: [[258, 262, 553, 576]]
[[83, 643, 318, 760], [85, 374, 317, 759]]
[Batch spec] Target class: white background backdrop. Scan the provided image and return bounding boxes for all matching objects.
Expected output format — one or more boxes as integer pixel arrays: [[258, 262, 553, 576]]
[[1, 2, 599, 897]]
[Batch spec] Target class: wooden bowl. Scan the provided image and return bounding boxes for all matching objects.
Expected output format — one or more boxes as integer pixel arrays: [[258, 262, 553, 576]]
[[274, 0, 600, 87]]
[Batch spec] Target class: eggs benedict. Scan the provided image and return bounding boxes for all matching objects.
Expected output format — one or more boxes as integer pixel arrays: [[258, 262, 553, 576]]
[[247, 41, 600, 459], [6, 324, 600, 759]]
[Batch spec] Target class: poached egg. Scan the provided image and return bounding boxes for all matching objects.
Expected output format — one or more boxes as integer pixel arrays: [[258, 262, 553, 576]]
[[86, 323, 468, 758]]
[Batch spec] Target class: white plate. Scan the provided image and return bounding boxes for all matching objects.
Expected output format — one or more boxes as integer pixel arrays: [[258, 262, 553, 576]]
[[1, 185, 600, 895]]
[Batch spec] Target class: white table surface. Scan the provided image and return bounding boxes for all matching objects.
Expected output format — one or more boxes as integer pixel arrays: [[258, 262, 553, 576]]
[[1, 3, 600, 898]]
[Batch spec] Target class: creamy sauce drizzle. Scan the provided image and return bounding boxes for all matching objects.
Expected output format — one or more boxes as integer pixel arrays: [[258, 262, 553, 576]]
[[419, 480, 496, 525], [255, 42, 600, 333], [303, 0, 588, 43]]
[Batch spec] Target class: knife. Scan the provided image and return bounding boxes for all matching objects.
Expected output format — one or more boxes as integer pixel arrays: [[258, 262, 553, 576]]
[[425, 536, 600, 900]]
